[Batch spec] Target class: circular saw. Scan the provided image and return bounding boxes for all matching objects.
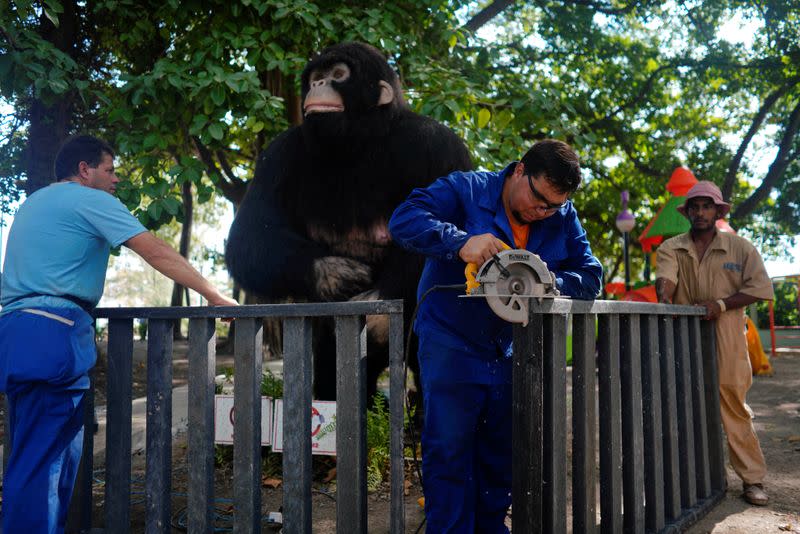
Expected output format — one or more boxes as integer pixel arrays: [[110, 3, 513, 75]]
[[463, 249, 560, 326]]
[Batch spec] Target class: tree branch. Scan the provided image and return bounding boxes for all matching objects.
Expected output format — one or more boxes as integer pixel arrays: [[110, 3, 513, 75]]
[[192, 136, 246, 205], [721, 79, 798, 199], [732, 97, 800, 221], [567, 0, 640, 15], [463, 0, 516, 33]]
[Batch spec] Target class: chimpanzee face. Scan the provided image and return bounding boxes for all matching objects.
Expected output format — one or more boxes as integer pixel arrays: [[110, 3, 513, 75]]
[[303, 60, 393, 117], [303, 63, 350, 116], [301, 43, 399, 119]]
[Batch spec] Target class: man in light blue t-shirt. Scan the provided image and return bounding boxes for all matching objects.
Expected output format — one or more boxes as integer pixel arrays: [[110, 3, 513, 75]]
[[0, 135, 238, 533]]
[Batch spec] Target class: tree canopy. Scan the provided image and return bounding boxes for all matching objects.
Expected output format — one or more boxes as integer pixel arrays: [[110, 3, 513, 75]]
[[1, 0, 797, 288]]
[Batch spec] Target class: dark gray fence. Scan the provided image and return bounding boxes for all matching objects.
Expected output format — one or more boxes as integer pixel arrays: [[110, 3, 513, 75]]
[[2, 298, 724, 533], [55, 301, 406, 533], [512, 299, 725, 534]]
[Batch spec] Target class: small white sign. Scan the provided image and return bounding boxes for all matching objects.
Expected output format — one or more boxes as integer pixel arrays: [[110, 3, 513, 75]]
[[272, 399, 337, 456], [214, 395, 273, 446]]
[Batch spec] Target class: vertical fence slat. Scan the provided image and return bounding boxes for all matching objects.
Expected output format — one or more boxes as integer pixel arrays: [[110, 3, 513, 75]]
[[598, 314, 623, 534], [640, 315, 665, 532], [674, 316, 697, 508], [283, 317, 313, 534], [572, 313, 597, 534], [701, 320, 726, 491], [659, 316, 682, 520], [105, 318, 134, 530], [689, 316, 712, 499], [597, 314, 623, 534], [145, 319, 174, 533], [389, 313, 405, 534], [543, 314, 567, 534], [188, 318, 217, 533], [620, 314, 645, 533], [512, 312, 543, 534], [234, 317, 263, 534], [335, 316, 368, 534]]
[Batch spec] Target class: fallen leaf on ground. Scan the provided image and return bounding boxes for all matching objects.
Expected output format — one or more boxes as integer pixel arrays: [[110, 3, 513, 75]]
[[404, 479, 412, 496], [787, 435, 800, 442], [262, 477, 282, 488], [778, 524, 794, 532]]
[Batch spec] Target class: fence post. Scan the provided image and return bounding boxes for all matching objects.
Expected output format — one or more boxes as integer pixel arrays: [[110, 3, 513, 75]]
[[659, 316, 682, 520], [145, 319, 174, 533], [640, 315, 665, 532], [389, 312, 406, 534], [674, 316, 697, 508], [543, 314, 567, 534], [620, 314, 645, 533], [188, 317, 217, 533], [105, 318, 134, 530], [233, 317, 263, 533], [571, 313, 597, 534], [512, 311, 543, 533], [598, 314, 623, 534], [335, 316, 368, 534], [283, 317, 313, 534], [689, 316, 712, 499]]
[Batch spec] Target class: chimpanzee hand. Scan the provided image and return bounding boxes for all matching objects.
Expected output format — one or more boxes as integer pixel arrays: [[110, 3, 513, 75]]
[[313, 256, 373, 301]]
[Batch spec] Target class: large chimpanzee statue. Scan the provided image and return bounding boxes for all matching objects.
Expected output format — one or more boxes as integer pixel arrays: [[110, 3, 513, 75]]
[[225, 42, 471, 402]]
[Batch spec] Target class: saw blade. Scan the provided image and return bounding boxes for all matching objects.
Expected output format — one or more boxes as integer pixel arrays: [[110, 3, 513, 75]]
[[468, 249, 561, 325], [481, 259, 540, 324]]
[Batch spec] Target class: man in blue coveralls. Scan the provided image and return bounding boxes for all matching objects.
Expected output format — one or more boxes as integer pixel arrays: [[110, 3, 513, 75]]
[[0, 135, 238, 532], [389, 139, 602, 533]]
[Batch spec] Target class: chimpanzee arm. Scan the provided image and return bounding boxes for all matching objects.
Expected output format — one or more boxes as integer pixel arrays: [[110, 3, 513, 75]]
[[225, 130, 372, 301]]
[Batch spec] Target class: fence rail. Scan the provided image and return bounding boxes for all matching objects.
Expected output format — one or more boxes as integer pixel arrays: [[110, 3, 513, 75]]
[[2, 298, 724, 533]]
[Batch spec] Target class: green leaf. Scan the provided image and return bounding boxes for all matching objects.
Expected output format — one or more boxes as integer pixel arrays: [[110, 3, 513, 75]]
[[208, 123, 224, 140], [44, 9, 60, 28], [163, 197, 181, 216], [48, 78, 69, 94], [142, 134, 159, 150], [444, 99, 461, 116], [44, 0, 64, 13], [477, 108, 491, 129], [211, 85, 225, 106], [147, 202, 163, 222]]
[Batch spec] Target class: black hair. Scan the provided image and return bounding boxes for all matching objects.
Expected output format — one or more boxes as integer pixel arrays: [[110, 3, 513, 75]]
[[520, 139, 581, 194], [54, 135, 115, 181]]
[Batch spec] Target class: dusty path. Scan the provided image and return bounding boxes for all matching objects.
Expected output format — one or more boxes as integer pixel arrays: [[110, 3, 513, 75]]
[[687, 349, 800, 534]]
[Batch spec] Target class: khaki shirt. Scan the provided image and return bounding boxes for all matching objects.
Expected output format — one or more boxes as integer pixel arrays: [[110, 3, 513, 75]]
[[656, 231, 774, 386]]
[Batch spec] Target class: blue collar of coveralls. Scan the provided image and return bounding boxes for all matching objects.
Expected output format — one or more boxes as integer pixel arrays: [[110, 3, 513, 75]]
[[476, 162, 517, 212]]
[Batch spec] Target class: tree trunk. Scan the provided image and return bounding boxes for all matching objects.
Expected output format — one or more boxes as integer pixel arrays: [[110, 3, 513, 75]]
[[24, 3, 81, 195], [171, 180, 193, 338], [24, 99, 73, 195]]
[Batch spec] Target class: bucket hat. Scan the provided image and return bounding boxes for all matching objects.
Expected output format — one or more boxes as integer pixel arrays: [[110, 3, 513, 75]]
[[677, 180, 731, 218]]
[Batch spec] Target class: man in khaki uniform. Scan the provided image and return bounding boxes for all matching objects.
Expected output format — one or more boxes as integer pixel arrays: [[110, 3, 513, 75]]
[[656, 180, 774, 506]]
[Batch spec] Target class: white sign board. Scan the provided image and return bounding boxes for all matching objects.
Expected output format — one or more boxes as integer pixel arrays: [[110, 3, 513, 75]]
[[214, 395, 273, 446], [272, 399, 337, 456]]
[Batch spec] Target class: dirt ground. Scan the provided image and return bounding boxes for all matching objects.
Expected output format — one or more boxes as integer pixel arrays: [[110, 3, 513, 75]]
[[87, 342, 800, 533], [686, 349, 800, 534]]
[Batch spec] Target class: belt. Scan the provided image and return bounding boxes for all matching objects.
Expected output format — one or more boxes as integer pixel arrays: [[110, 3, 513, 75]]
[[8, 294, 95, 314]]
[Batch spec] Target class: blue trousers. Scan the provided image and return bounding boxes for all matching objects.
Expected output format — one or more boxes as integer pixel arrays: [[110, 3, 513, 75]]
[[4, 385, 86, 533], [419, 338, 513, 534], [0, 308, 94, 533]]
